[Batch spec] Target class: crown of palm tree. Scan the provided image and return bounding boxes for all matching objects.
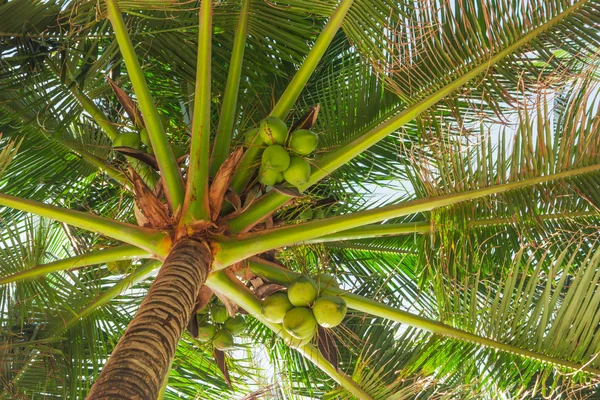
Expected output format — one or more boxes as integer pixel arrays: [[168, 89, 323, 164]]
[[1, 0, 600, 398]]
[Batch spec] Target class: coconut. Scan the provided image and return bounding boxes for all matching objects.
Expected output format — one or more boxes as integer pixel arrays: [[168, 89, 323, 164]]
[[314, 208, 325, 219], [312, 295, 347, 328], [244, 127, 262, 146], [261, 292, 294, 323], [317, 273, 340, 289], [298, 208, 313, 221], [259, 167, 280, 186], [289, 129, 318, 155], [224, 315, 246, 336], [211, 304, 229, 323], [213, 330, 234, 350], [276, 171, 284, 184], [283, 157, 311, 187], [197, 322, 216, 342], [113, 132, 141, 149], [107, 260, 131, 274], [287, 275, 319, 307], [262, 145, 291, 171], [259, 116, 288, 145], [140, 128, 153, 154], [282, 307, 317, 339], [284, 333, 313, 348], [140, 128, 151, 147]]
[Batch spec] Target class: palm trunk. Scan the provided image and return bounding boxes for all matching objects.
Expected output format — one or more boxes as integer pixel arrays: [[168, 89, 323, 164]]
[[87, 238, 212, 399]]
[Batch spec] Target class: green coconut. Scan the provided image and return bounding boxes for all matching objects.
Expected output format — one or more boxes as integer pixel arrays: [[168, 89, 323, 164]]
[[262, 145, 291, 171], [261, 292, 294, 323], [284, 333, 313, 348], [140, 128, 153, 154], [287, 275, 319, 307], [259, 167, 280, 186], [224, 315, 246, 335], [113, 132, 141, 149], [314, 208, 325, 219], [213, 330, 234, 350], [289, 129, 318, 155], [211, 304, 229, 323], [259, 116, 288, 145], [140, 128, 151, 147], [107, 260, 131, 274], [312, 295, 347, 328], [197, 322, 216, 342], [283, 157, 311, 187], [298, 208, 313, 221], [244, 127, 262, 146], [276, 171, 284, 184], [283, 307, 317, 339], [317, 273, 340, 289]]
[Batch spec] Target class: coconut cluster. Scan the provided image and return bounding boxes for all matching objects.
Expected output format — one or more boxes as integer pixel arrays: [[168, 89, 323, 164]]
[[197, 302, 246, 351], [260, 273, 347, 346], [252, 116, 318, 188]]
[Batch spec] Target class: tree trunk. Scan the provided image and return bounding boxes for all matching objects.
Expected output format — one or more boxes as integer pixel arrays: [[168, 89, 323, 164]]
[[87, 238, 212, 399]]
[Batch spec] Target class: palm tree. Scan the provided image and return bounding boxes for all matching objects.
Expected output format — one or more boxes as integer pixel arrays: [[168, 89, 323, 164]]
[[1, 0, 600, 398]]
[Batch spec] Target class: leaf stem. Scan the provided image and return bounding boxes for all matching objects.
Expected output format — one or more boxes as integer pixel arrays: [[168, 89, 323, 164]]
[[205, 271, 374, 399], [226, 0, 590, 233], [307, 210, 599, 243], [248, 258, 600, 376], [71, 90, 120, 141], [51, 135, 130, 188], [0, 244, 150, 285], [306, 221, 431, 243], [214, 164, 600, 267], [209, 0, 251, 176], [181, 0, 213, 224], [105, 0, 185, 211], [270, 0, 355, 119], [0, 193, 171, 256]]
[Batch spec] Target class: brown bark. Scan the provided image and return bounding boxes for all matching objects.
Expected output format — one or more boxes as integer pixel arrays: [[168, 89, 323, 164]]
[[87, 238, 212, 400]]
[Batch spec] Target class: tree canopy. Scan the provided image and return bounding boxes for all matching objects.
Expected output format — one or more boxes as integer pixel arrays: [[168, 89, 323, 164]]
[[1, 0, 600, 398]]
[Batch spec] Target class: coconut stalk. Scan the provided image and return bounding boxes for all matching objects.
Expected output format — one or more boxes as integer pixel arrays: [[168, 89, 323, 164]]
[[205, 270, 374, 400], [225, 0, 590, 233], [0, 244, 150, 284], [209, 0, 251, 176], [214, 163, 600, 268], [0, 193, 170, 256], [181, 0, 213, 224], [105, 0, 185, 211], [247, 258, 600, 376]]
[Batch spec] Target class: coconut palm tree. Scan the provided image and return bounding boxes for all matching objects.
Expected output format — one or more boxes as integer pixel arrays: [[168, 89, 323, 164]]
[[1, 0, 600, 398]]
